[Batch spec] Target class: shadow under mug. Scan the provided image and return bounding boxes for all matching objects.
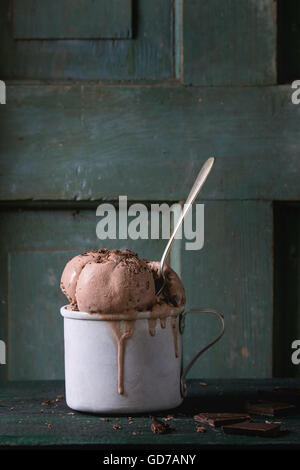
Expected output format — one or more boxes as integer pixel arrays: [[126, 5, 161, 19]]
[[60, 306, 225, 414]]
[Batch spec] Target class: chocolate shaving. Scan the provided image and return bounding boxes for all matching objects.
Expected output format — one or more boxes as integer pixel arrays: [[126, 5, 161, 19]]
[[162, 414, 174, 422], [41, 400, 51, 406], [150, 417, 171, 434], [113, 424, 122, 430], [196, 425, 206, 433]]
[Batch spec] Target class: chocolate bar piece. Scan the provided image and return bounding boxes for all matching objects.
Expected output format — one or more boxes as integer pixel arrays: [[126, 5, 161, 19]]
[[246, 400, 296, 417], [194, 412, 251, 427], [222, 421, 282, 437]]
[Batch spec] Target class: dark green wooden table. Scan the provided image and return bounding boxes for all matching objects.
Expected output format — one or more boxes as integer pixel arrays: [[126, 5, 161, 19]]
[[0, 379, 300, 448]]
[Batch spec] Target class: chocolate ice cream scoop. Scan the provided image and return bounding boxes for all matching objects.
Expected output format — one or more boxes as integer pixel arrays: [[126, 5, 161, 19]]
[[60, 249, 185, 316], [76, 250, 156, 314]]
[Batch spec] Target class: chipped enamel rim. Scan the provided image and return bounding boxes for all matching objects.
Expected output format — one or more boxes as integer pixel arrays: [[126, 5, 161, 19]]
[[60, 305, 185, 321]]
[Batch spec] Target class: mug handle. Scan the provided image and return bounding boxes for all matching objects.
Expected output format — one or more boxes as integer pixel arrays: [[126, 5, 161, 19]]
[[179, 308, 225, 397]]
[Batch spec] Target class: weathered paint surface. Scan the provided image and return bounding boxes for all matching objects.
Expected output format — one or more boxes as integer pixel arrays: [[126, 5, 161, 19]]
[[13, 0, 132, 39], [0, 85, 299, 201], [0, 0, 172, 80], [183, 0, 276, 86], [182, 201, 273, 378]]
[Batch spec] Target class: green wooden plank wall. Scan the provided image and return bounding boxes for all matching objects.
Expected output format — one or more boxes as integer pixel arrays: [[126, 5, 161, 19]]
[[1, 85, 299, 201], [0, 1, 299, 380], [0, 0, 172, 80], [13, 0, 132, 39], [183, 201, 273, 378], [183, 0, 277, 86]]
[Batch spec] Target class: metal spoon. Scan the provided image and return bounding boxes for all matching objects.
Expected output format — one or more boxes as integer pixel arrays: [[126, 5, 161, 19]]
[[156, 157, 215, 296]]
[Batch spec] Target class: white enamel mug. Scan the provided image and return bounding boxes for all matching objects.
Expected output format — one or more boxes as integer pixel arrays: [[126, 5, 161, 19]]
[[60, 306, 224, 414]]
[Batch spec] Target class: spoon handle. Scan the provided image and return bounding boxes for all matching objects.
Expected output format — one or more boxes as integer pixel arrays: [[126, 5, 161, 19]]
[[159, 157, 215, 276]]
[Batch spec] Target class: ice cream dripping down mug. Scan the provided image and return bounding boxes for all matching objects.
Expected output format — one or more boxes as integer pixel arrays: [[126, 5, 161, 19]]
[[60, 306, 224, 414]]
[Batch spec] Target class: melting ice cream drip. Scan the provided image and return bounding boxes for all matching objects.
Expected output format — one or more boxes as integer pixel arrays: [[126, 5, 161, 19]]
[[109, 320, 135, 395]]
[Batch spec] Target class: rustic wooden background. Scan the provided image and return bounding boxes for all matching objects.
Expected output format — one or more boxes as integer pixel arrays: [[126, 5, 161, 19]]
[[0, 0, 299, 381]]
